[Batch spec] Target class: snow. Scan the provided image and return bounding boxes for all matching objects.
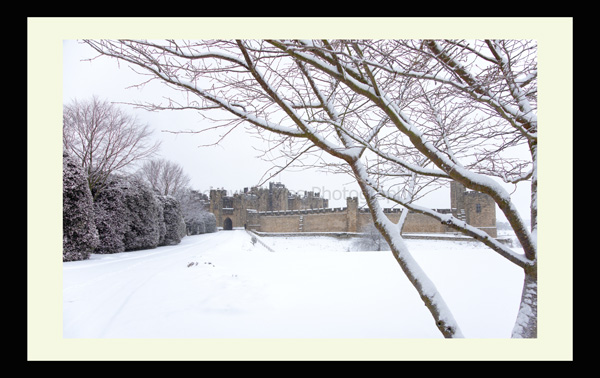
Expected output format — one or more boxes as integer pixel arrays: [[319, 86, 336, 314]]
[[63, 230, 524, 339]]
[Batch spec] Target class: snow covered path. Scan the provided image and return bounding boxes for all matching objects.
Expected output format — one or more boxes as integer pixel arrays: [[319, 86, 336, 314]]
[[63, 230, 524, 338], [63, 231, 268, 338]]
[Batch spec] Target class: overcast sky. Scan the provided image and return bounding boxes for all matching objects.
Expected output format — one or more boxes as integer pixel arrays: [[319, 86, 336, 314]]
[[62, 37, 533, 219]]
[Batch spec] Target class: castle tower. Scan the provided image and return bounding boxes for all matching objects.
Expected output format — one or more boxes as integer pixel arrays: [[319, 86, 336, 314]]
[[269, 182, 289, 211], [346, 197, 359, 233], [253, 186, 270, 212], [209, 189, 224, 226], [464, 191, 497, 238], [450, 181, 466, 220], [210, 189, 236, 230], [449, 181, 497, 237]]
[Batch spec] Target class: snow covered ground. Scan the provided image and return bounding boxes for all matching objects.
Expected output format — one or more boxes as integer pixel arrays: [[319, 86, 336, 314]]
[[63, 230, 524, 339]]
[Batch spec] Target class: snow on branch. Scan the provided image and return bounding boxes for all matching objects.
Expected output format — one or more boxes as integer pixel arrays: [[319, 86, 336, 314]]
[[364, 176, 532, 268]]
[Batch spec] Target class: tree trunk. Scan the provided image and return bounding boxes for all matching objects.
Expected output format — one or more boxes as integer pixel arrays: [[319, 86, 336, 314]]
[[512, 272, 537, 338], [351, 161, 463, 338]]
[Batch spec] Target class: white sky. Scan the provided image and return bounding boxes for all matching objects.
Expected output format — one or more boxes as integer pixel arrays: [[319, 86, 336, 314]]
[[63, 40, 369, 208], [61, 34, 536, 220]]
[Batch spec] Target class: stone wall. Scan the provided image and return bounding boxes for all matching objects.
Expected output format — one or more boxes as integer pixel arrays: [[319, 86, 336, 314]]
[[251, 206, 458, 235], [303, 210, 351, 232], [258, 213, 302, 233], [463, 191, 497, 237], [216, 181, 497, 238], [249, 207, 351, 233], [249, 199, 496, 238]]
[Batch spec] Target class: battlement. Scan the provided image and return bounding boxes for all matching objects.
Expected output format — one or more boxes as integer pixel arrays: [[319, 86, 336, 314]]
[[255, 207, 348, 216]]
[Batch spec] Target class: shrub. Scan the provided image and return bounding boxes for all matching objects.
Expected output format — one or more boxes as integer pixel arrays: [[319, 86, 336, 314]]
[[185, 211, 217, 235], [63, 152, 99, 261], [121, 177, 162, 251], [156, 197, 167, 246], [92, 175, 128, 254], [351, 222, 390, 251], [158, 195, 187, 245], [203, 212, 217, 233]]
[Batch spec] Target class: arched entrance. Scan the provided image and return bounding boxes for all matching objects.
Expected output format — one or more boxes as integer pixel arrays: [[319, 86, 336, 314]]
[[223, 217, 233, 230]]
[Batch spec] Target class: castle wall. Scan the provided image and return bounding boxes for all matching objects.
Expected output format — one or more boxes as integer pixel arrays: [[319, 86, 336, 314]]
[[214, 181, 497, 238], [303, 210, 349, 232], [357, 210, 449, 234], [258, 213, 303, 233], [250, 207, 350, 233], [401, 212, 448, 234], [252, 207, 490, 236]]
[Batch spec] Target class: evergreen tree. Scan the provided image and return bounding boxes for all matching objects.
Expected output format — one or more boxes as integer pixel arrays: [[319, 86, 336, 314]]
[[92, 175, 129, 254], [63, 152, 99, 261], [158, 195, 187, 245], [203, 212, 217, 234], [121, 177, 162, 251], [175, 188, 216, 235]]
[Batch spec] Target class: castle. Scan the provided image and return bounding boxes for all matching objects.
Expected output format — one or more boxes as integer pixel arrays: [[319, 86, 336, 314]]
[[210, 181, 497, 238]]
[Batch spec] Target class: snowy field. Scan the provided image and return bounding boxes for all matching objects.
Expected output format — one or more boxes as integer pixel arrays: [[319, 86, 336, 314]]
[[63, 230, 524, 339]]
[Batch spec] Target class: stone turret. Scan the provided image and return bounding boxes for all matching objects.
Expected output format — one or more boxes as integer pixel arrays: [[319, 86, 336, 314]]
[[346, 197, 359, 233], [450, 181, 466, 220], [450, 181, 497, 237], [269, 182, 289, 212], [209, 189, 226, 228]]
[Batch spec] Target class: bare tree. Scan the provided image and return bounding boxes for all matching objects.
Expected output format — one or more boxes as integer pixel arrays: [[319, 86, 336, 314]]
[[84, 39, 537, 338], [352, 222, 390, 252], [63, 96, 161, 195], [135, 158, 191, 196]]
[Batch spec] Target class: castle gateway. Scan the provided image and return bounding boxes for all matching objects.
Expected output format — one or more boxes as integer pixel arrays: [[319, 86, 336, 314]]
[[210, 181, 496, 238]]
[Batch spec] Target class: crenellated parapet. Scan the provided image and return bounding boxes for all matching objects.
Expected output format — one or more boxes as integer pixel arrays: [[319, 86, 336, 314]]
[[256, 206, 348, 216]]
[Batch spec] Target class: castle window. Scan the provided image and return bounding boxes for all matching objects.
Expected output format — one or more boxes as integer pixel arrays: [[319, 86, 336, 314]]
[[476, 204, 481, 213]]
